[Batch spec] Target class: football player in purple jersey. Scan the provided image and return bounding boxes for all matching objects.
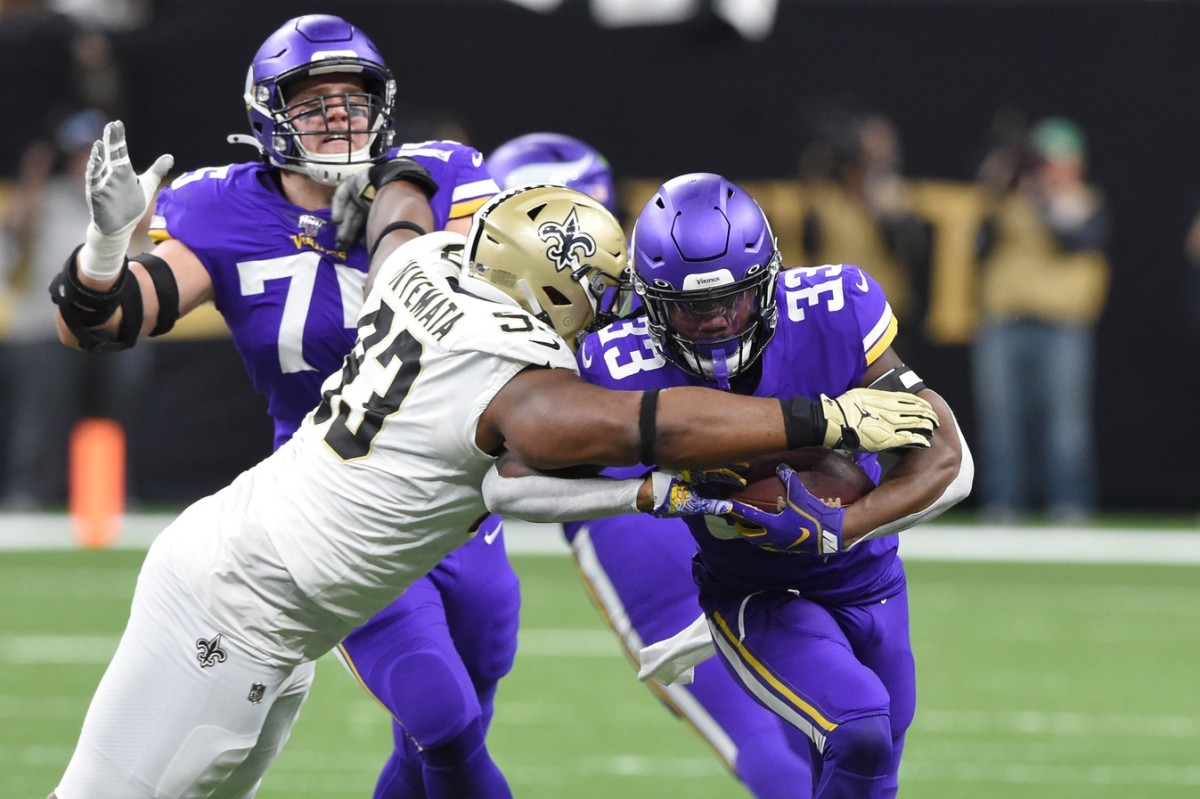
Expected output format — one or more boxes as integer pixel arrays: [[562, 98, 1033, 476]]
[[572, 173, 973, 798], [48, 14, 524, 799], [489, 135, 820, 797]]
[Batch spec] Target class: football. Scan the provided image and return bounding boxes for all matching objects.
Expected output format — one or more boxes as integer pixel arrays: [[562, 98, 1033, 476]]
[[725, 447, 875, 512]]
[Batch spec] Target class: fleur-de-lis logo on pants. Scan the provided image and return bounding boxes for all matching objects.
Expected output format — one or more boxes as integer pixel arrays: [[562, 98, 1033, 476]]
[[538, 208, 596, 272], [196, 633, 228, 668]]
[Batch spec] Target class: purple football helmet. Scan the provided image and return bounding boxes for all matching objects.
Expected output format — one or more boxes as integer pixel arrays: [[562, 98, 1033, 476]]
[[237, 14, 395, 185], [488, 133, 617, 213], [630, 173, 780, 387]]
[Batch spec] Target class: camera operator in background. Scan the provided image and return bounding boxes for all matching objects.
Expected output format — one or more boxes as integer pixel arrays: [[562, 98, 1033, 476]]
[[971, 115, 1110, 523]]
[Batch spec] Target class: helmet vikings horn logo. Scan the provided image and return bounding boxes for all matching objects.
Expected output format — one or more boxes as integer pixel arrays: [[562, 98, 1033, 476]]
[[537, 209, 596, 272]]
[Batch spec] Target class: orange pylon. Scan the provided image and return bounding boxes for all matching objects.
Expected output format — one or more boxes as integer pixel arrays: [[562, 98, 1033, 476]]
[[68, 418, 126, 548]]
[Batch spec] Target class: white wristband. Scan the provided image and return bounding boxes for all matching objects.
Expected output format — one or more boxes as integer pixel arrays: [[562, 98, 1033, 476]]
[[78, 220, 135, 282]]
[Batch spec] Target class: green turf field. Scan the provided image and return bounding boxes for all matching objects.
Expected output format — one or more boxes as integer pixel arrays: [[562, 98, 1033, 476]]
[[2, 548, 1198, 798]]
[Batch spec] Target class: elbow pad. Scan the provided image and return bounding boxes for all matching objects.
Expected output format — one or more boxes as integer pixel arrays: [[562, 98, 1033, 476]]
[[50, 245, 142, 352]]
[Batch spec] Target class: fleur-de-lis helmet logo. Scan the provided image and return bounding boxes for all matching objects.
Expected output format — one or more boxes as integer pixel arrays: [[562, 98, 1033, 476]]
[[537, 208, 597, 273]]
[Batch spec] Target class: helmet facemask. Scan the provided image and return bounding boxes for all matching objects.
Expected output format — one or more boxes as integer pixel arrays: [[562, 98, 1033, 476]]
[[247, 61, 395, 186], [635, 254, 780, 387]]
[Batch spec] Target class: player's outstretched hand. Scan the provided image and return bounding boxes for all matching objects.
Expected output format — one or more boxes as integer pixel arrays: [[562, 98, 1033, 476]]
[[331, 169, 372, 249], [649, 471, 733, 519], [820, 387, 938, 451], [728, 464, 844, 556], [80, 120, 173, 281]]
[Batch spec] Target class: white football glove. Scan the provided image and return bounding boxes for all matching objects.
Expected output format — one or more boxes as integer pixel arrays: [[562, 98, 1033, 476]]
[[79, 120, 173, 281]]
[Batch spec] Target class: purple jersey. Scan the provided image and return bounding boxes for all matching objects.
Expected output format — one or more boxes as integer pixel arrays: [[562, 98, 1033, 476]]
[[577, 263, 903, 605], [150, 142, 495, 447]]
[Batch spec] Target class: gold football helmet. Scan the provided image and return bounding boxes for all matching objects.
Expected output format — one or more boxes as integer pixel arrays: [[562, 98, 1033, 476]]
[[464, 184, 628, 349]]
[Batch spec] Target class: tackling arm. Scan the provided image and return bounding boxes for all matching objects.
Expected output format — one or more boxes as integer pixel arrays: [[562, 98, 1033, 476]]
[[478, 366, 938, 473], [481, 452, 731, 523], [481, 368, 792, 471]]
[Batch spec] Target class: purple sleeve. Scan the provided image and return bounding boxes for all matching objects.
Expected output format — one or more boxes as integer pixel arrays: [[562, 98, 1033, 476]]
[[392, 141, 498, 229]]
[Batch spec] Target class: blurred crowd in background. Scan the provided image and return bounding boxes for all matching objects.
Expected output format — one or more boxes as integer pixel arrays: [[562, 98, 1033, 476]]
[[1, 0, 1198, 520]]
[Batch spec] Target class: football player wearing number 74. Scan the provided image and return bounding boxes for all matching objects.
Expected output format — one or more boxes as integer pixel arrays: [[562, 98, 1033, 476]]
[[560, 173, 974, 798]]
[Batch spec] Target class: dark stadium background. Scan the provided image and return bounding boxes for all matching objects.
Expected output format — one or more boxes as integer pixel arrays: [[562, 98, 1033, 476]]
[[2, 0, 1197, 510]]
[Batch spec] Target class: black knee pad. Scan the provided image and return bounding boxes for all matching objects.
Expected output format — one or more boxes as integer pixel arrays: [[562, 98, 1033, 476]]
[[824, 714, 892, 777], [422, 716, 486, 769]]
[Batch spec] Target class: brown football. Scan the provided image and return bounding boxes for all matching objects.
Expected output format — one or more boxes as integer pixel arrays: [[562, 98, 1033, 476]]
[[725, 447, 875, 512]]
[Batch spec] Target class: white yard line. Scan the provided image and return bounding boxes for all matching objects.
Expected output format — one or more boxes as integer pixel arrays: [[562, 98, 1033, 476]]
[[2, 513, 1200, 563]]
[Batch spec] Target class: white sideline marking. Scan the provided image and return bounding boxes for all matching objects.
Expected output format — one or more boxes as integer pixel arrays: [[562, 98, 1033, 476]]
[[0, 635, 119, 664], [902, 759, 1200, 787], [2, 513, 1199, 563], [0, 629, 625, 666], [899, 525, 1200, 564], [918, 708, 1200, 738]]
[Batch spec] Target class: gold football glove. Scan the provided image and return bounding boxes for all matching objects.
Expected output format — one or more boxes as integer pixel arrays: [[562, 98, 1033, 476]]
[[820, 388, 939, 451]]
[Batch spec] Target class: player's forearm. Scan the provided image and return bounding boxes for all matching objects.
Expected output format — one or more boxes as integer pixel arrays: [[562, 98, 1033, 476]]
[[651, 388, 794, 469], [364, 181, 436, 294], [53, 249, 127, 349], [842, 391, 972, 546], [497, 370, 936, 473], [482, 462, 647, 522], [497, 377, 793, 472]]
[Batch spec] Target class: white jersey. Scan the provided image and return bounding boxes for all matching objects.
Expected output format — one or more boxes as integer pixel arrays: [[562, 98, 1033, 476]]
[[153, 232, 577, 665]]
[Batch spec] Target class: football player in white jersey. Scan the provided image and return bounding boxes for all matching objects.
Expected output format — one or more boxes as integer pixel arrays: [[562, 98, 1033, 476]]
[[50, 184, 939, 799]]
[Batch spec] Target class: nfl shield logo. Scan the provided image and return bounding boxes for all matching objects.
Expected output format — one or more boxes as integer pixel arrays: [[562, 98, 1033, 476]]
[[248, 682, 266, 704], [299, 214, 325, 238]]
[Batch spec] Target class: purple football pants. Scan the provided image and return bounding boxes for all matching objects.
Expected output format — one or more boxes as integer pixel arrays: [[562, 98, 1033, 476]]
[[566, 515, 817, 798], [698, 567, 916, 799], [338, 516, 518, 799]]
